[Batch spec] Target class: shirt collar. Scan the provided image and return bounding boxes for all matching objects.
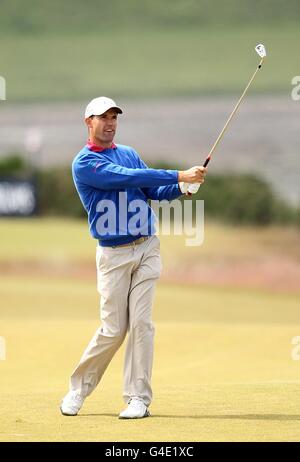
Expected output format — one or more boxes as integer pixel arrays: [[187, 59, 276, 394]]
[[87, 140, 117, 153]]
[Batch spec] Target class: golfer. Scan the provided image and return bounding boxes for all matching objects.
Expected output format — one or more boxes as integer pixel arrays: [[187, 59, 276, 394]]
[[60, 96, 206, 419]]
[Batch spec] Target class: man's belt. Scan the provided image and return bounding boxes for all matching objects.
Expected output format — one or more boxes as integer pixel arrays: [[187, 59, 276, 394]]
[[110, 236, 150, 249]]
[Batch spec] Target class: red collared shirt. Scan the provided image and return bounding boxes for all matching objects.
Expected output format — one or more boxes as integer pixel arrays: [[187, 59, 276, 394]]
[[87, 140, 117, 153]]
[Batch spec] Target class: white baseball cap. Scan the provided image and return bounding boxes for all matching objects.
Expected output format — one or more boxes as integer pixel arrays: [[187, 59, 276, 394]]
[[84, 96, 123, 119]]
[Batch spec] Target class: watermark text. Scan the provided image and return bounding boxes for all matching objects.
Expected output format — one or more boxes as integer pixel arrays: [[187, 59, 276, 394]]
[[0, 337, 6, 360], [291, 336, 300, 360], [95, 192, 204, 246], [0, 76, 6, 100], [291, 76, 300, 101]]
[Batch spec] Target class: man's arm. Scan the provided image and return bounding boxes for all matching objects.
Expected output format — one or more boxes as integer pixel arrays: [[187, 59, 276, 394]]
[[142, 183, 184, 201], [137, 156, 206, 200], [73, 154, 179, 190]]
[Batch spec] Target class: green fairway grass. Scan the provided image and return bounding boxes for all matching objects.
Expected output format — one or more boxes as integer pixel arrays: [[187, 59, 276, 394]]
[[1, 275, 300, 325], [1, 218, 300, 263], [1, 275, 300, 442], [1, 218, 300, 441], [1, 24, 298, 101]]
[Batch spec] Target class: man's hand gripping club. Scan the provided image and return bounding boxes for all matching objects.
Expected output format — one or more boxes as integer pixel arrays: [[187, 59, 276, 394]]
[[178, 166, 207, 195]]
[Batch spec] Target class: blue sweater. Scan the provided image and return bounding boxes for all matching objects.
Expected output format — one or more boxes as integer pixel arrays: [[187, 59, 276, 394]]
[[72, 144, 182, 246]]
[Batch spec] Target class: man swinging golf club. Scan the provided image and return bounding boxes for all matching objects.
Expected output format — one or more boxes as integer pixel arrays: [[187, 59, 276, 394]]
[[60, 96, 206, 419]]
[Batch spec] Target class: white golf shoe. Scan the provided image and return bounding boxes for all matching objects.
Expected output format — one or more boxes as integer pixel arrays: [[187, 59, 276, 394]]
[[60, 390, 85, 416], [119, 398, 150, 419]]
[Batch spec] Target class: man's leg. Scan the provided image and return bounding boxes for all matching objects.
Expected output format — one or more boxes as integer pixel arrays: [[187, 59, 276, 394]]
[[69, 246, 134, 398], [122, 236, 162, 408]]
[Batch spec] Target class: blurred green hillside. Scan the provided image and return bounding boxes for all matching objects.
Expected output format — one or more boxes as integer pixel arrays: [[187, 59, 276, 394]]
[[0, 0, 299, 101], [1, 0, 300, 34]]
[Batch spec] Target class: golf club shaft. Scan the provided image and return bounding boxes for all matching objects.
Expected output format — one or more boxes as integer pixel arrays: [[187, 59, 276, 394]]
[[187, 57, 264, 194], [204, 57, 264, 166]]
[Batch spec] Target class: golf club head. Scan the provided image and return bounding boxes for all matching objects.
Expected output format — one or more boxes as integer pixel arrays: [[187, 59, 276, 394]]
[[255, 43, 266, 58]]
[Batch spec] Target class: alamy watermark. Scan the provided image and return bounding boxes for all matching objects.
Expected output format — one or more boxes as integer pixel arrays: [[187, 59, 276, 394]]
[[0, 336, 6, 360], [291, 76, 300, 101], [291, 336, 300, 361], [0, 75, 6, 100], [152, 198, 204, 246], [96, 192, 204, 246]]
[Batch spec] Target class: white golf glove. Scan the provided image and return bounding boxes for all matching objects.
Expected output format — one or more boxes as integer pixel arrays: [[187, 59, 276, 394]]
[[179, 182, 201, 195], [179, 182, 189, 194], [187, 183, 201, 194]]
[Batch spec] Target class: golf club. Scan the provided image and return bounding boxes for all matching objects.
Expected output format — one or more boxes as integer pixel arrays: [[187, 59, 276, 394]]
[[187, 43, 267, 195]]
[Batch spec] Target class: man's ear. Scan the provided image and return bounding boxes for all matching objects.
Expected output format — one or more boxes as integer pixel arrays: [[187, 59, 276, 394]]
[[85, 117, 92, 129]]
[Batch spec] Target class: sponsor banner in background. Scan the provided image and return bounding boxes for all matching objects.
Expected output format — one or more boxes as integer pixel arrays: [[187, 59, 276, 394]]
[[0, 179, 37, 216]]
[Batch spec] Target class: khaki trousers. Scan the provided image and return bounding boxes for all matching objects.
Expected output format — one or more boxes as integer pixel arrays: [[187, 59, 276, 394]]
[[70, 235, 162, 407]]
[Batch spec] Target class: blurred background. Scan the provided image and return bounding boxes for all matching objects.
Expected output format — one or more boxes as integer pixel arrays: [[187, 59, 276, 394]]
[[1, 0, 300, 442]]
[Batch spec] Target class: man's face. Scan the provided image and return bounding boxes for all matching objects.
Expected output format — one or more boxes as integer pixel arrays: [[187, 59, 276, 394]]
[[86, 108, 118, 146]]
